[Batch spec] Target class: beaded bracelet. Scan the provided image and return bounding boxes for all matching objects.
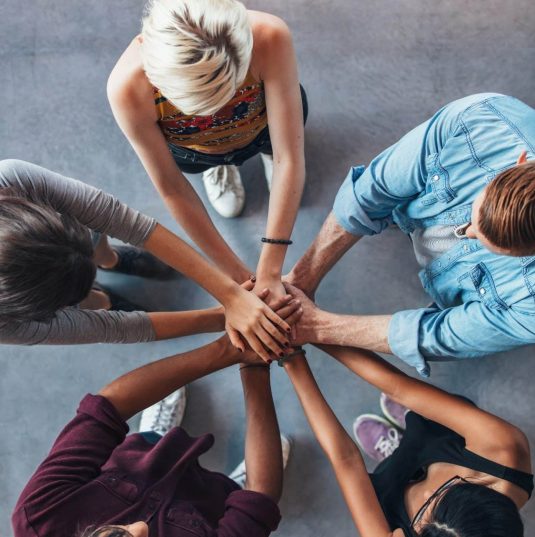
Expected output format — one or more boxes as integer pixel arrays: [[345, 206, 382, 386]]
[[278, 348, 306, 367], [261, 237, 293, 245]]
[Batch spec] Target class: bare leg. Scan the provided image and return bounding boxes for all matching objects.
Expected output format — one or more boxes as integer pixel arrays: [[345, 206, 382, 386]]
[[93, 234, 119, 269]]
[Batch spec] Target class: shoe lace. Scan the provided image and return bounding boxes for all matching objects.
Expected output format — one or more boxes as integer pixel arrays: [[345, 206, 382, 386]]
[[151, 399, 177, 433], [374, 427, 400, 457], [209, 166, 241, 196]]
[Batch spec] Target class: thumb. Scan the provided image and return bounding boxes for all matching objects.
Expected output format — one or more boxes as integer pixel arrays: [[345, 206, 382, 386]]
[[227, 327, 246, 352]]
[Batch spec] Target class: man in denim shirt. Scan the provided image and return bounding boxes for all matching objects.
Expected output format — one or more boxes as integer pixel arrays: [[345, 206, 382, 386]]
[[287, 94, 535, 376]]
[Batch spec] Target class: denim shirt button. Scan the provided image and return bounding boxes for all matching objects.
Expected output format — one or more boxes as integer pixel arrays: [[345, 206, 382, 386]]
[[464, 245, 469, 252], [479, 288, 486, 295], [432, 174, 440, 182]]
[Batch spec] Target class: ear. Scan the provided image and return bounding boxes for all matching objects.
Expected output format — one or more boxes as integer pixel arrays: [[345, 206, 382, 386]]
[[516, 150, 528, 166]]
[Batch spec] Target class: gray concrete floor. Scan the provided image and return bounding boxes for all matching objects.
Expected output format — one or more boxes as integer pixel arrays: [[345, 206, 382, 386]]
[[1, 0, 535, 535]]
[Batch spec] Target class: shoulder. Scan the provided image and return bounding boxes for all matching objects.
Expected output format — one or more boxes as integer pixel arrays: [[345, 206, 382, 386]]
[[249, 12, 295, 79], [250, 11, 293, 51], [107, 37, 155, 118]]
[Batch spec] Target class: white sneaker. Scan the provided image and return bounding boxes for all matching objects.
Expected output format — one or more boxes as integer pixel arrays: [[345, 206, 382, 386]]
[[228, 434, 291, 488], [260, 153, 273, 191], [202, 165, 245, 218], [138, 387, 187, 436]]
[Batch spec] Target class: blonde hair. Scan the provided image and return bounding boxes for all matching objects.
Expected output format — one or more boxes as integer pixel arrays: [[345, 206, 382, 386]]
[[141, 0, 253, 116]]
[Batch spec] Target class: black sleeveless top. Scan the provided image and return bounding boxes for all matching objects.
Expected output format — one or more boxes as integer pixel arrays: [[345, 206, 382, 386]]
[[370, 410, 533, 536]]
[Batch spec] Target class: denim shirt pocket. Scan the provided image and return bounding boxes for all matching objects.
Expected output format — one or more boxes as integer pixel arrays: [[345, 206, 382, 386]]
[[465, 263, 508, 310], [419, 153, 456, 207]]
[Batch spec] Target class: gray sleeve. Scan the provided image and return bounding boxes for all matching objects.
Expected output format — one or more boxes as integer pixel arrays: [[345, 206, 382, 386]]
[[0, 159, 157, 247], [0, 308, 156, 345]]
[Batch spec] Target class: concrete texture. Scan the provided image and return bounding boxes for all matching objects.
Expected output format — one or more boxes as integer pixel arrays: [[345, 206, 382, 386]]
[[1, 0, 535, 535]]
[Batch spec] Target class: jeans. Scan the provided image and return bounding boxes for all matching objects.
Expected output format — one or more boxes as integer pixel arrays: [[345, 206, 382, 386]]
[[170, 85, 309, 174], [140, 431, 163, 445]]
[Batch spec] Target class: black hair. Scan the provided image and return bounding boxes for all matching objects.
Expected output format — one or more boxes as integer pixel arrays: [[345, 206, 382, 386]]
[[419, 482, 523, 537], [0, 193, 96, 322]]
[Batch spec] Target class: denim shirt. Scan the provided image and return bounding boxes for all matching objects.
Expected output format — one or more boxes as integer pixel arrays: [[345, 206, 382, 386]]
[[333, 94, 535, 376]]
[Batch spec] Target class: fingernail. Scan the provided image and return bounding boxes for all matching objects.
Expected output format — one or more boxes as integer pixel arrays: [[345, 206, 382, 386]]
[[250, 275, 256, 282]]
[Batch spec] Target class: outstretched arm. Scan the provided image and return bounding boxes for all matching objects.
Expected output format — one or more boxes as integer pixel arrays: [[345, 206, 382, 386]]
[[240, 365, 283, 501], [317, 344, 531, 474], [99, 336, 239, 421], [286, 212, 361, 298], [252, 17, 305, 300], [285, 283, 392, 353], [284, 354, 394, 537]]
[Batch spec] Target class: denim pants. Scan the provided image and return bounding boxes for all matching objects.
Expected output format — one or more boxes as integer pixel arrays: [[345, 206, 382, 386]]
[[170, 85, 309, 174]]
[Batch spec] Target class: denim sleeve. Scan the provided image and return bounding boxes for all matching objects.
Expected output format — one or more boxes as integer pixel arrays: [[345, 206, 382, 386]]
[[389, 302, 534, 376], [333, 94, 498, 236]]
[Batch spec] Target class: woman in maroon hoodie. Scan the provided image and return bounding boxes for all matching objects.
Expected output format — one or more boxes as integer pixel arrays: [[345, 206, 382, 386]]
[[11, 292, 300, 537]]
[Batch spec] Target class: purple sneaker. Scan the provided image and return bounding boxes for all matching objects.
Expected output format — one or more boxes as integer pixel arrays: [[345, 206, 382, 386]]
[[380, 393, 409, 430], [353, 414, 403, 462]]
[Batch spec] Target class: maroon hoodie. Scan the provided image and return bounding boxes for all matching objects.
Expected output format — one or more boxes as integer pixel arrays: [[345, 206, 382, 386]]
[[12, 394, 281, 537]]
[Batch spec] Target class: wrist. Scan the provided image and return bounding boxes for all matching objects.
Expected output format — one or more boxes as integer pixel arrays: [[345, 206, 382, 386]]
[[218, 279, 242, 307], [309, 309, 332, 344], [219, 335, 243, 365], [286, 265, 318, 296]]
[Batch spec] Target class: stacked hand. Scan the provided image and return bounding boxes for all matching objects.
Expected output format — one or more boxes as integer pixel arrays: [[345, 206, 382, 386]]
[[236, 285, 304, 365]]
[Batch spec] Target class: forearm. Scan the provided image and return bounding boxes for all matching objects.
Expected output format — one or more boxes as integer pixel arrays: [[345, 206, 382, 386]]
[[99, 336, 237, 420], [317, 344, 412, 403], [257, 160, 305, 279], [310, 310, 392, 354], [144, 223, 243, 305], [161, 183, 251, 282], [241, 366, 283, 501], [284, 355, 359, 461], [288, 211, 361, 294], [148, 307, 224, 340]]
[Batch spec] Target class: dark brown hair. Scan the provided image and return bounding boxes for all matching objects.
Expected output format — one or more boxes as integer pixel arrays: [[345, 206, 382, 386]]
[[78, 525, 133, 537], [0, 192, 96, 322], [479, 162, 535, 255]]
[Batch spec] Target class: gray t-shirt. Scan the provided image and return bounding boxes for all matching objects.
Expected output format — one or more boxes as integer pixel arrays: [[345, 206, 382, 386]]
[[0, 159, 157, 345]]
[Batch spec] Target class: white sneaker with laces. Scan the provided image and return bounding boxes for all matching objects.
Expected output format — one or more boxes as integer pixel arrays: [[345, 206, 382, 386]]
[[202, 165, 245, 218], [138, 387, 187, 436], [228, 434, 291, 488], [260, 153, 274, 191]]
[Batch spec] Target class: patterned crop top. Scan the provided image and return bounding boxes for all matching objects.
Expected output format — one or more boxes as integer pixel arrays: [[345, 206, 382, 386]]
[[154, 71, 268, 154]]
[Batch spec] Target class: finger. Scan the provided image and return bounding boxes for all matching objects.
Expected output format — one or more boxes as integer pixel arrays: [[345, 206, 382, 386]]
[[241, 279, 255, 291], [264, 307, 291, 335], [245, 332, 272, 363], [285, 306, 303, 327], [227, 327, 245, 352], [261, 316, 290, 347], [270, 294, 294, 311], [256, 324, 285, 358], [274, 299, 301, 320], [257, 288, 270, 301]]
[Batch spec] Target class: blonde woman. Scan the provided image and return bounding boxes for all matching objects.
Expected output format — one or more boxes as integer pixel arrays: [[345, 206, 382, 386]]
[[108, 0, 306, 305]]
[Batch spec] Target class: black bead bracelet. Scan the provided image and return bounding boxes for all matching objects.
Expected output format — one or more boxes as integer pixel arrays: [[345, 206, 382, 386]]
[[261, 237, 293, 245]]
